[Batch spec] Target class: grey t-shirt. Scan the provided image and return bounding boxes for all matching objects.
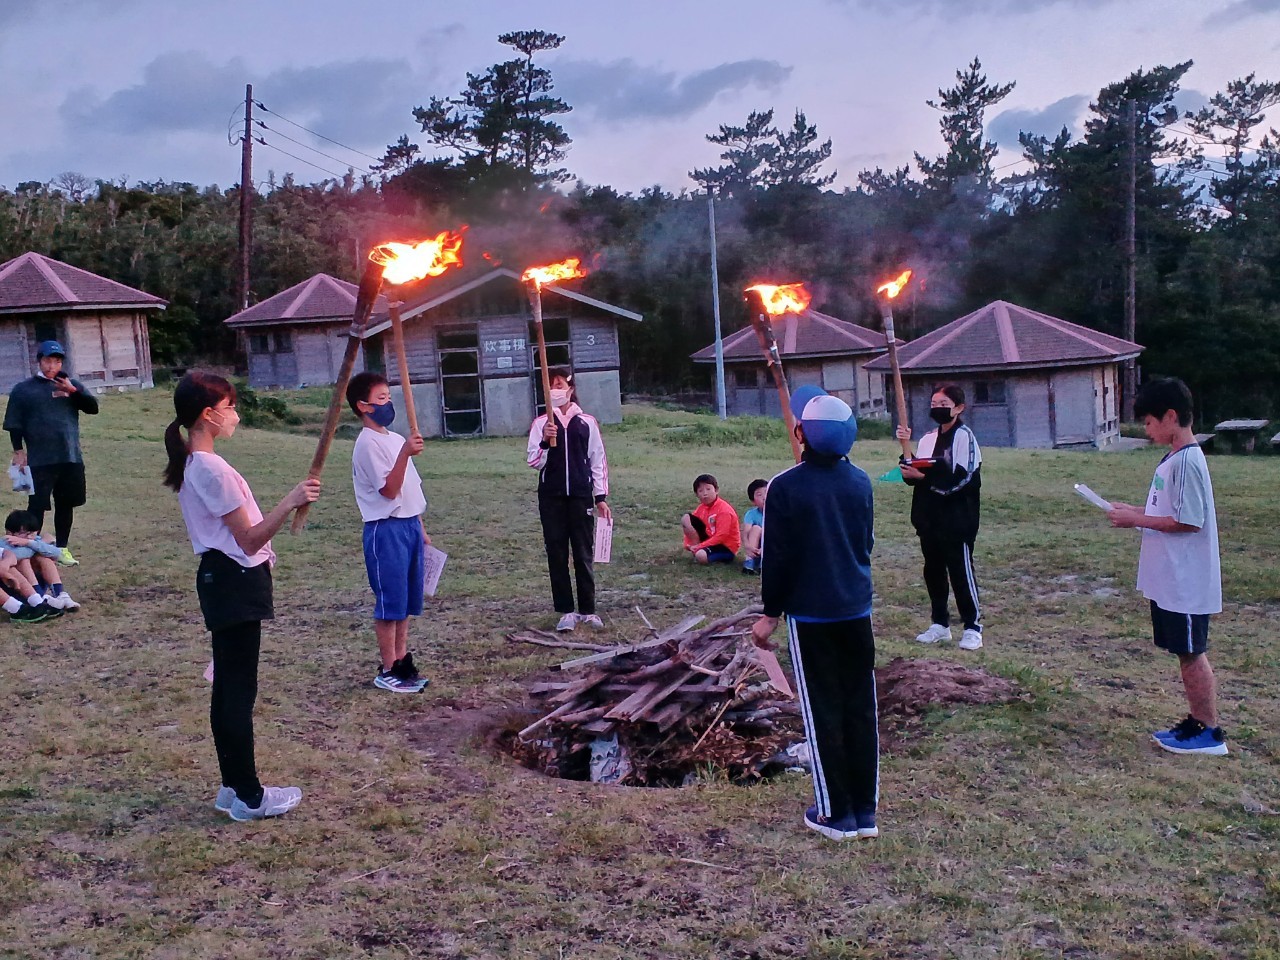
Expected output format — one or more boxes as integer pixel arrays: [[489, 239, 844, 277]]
[[4, 375, 100, 468], [1136, 443, 1221, 615]]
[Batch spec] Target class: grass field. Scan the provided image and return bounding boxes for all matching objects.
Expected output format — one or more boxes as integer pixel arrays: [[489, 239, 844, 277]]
[[2, 389, 1278, 960]]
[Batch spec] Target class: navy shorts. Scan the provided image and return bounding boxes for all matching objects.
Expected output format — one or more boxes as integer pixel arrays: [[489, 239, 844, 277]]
[[704, 545, 735, 564], [1150, 600, 1210, 656], [363, 516, 425, 621]]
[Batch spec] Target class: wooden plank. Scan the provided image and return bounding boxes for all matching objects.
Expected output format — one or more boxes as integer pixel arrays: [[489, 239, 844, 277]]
[[556, 615, 705, 670]]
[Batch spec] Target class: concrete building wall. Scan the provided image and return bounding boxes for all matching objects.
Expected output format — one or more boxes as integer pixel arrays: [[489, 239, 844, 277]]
[[574, 369, 623, 424], [482, 375, 535, 436], [388, 382, 443, 439]]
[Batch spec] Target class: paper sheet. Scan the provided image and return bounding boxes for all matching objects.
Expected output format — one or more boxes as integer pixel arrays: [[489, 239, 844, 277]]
[[423, 545, 448, 597], [1073, 483, 1114, 512], [594, 516, 613, 564]]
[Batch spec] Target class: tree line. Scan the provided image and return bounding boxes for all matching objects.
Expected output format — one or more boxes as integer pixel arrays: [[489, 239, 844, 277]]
[[1, 34, 1277, 424]]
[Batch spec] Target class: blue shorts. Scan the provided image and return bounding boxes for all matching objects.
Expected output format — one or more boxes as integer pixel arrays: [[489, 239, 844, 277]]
[[363, 517, 425, 621], [1150, 601, 1210, 656]]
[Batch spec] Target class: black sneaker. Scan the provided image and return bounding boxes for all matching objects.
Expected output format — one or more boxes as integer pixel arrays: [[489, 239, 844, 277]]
[[36, 601, 63, 620], [10, 603, 50, 624]]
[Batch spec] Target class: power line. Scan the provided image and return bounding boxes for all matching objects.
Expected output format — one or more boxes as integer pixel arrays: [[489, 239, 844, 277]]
[[255, 120, 370, 174], [255, 138, 348, 180], [254, 101, 386, 165]]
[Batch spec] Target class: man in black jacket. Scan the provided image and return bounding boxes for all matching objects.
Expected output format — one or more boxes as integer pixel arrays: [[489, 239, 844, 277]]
[[752, 386, 879, 841], [5, 340, 99, 561]]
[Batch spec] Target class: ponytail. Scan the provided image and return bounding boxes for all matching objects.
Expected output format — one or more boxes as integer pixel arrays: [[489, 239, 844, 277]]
[[162, 372, 237, 492], [162, 419, 189, 491]]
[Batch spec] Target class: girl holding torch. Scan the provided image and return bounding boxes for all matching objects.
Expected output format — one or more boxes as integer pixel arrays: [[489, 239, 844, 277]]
[[896, 383, 985, 651], [526, 368, 611, 632]]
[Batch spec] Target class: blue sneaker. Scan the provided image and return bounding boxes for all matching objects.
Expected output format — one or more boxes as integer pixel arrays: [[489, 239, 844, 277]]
[[1152, 715, 1200, 743], [803, 805, 859, 841], [854, 809, 879, 839], [1157, 723, 1228, 756], [214, 786, 235, 812]]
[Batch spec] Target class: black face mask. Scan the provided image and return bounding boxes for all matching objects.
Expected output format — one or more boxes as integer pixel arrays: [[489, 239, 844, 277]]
[[929, 407, 956, 425]]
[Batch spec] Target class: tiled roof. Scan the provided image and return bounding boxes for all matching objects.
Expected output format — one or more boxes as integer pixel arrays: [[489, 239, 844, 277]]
[[691, 309, 894, 362], [224, 274, 390, 328], [0, 252, 167, 312], [864, 300, 1142, 373]]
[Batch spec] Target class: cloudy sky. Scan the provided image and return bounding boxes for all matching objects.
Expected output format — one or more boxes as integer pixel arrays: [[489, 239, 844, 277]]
[[1, 0, 1277, 194]]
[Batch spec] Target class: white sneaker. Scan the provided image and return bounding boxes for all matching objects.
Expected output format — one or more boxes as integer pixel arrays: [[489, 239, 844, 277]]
[[46, 592, 80, 611], [556, 612, 578, 632], [959, 629, 984, 650], [578, 614, 603, 628], [227, 785, 303, 821], [915, 624, 951, 645], [214, 786, 235, 812]]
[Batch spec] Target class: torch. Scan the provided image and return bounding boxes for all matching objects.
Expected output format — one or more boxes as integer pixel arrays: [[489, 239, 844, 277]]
[[291, 229, 464, 533], [744, 283, 810, 463], [522, 258, 588, 447], [875, 269, 914, 461]]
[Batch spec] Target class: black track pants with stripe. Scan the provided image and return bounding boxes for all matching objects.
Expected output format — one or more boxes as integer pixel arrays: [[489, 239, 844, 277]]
[[539, 494, 596, 615], [920, 533, 981, 632], [787, 616, 878, 819]]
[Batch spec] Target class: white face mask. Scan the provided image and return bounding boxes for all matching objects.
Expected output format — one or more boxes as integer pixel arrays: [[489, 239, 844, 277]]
[[549, 388, 571, 408]]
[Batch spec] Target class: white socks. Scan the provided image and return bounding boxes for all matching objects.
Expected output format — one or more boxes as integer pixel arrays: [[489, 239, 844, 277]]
[[26, 594, 43, 606], [3, 597, 21, 614]]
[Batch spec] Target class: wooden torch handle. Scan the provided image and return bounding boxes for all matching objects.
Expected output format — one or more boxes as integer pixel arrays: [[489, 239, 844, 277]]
[[292, 262, 384, 533], [527, 281, 556, 447], [746, 290, 802, 463], [388, 302, 419, 436], [880, 306, 913, 459]]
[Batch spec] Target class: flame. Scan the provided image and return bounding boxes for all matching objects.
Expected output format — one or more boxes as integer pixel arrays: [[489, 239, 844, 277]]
[[746, 282, 812, 316], [876, 269, 913, 300], [370, 230, 464, 285], [522, 257, 587, 289]]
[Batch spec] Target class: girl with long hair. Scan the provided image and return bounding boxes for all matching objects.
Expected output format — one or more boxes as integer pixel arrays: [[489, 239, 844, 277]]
[[164, 372, 320, 821]]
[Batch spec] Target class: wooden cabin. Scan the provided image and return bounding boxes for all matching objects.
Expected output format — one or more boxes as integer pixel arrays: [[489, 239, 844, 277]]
[[690, 309, 895, 417], [226, 268, 642, 438], [0, 252, 164, 391], [864, 300, 1143, 448]]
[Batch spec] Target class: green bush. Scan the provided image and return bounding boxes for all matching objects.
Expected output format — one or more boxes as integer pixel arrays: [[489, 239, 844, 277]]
[[233, 380, 302, 427], [855, 417, 893, 440]]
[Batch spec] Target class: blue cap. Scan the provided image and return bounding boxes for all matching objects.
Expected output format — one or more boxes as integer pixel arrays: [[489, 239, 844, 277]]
[[791, 386, 857, 457], [36, 340, 66, 359]]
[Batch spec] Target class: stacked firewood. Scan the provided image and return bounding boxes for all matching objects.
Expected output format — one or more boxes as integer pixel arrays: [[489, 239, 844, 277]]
[[507, 606, 802, 785]]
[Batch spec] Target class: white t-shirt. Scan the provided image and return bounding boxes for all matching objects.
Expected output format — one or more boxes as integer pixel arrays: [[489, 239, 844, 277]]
[[352, 427, 427, 522], [1136, 443, 1221, 615], [178, 451, 275, 568]]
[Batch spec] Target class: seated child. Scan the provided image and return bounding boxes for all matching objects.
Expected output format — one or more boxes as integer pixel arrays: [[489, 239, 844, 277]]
[[741, 479, 767, 574], [0, 510, 77, 612], [680, 473, 741, 565]]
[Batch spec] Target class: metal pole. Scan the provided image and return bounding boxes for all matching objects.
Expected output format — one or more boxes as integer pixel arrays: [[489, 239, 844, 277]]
[[707, 189, 727, 420], [1122, 97, 1138, 422]]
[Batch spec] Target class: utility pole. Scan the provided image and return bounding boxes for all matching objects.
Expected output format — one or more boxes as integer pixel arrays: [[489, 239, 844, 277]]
[[238, 84, 254, 311], [1122, 97, 1137, 421], [707, 188, 727, 420]]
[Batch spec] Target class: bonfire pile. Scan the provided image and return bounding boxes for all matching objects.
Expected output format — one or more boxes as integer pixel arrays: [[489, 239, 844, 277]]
[[507, 606, 802, 785]]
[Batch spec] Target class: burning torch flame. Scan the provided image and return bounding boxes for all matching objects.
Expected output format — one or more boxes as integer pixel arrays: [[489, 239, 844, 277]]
[[746, 283, 812, 317], [876, 269, 913, 300], [522, 258, 588, 289], [370, 230, 465, 285]]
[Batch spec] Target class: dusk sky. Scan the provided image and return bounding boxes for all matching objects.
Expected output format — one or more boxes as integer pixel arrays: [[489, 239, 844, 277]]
[[2, 0, 1277, 194]]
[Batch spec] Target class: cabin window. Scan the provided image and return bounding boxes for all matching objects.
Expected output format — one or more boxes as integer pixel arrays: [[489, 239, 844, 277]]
[[274, 332, 293, 353], [972, 380, 1006, 405], [248, 334, 270, 354], [734, 367, 759, 389]]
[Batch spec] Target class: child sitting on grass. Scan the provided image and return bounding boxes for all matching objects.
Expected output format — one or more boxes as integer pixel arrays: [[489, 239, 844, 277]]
[[680, 474, 741, 565], [741, 479, 767, 575], [0, 509, 77, 613], [347, 372, 431, 694]]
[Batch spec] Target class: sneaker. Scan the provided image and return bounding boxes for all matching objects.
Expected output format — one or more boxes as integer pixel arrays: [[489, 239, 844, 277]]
[[393, 653, 430, 691], [36, 601, 63, 620], [374, 666, 423, 693], [214, 786, 235, 812], [959, 629, 983, 651], [556, 612, 578, 632], [578, 614, 604, 628], [1157, 722, 1228, 756], [57, 548, 79, 567], [1153, 714, 1200, 743], [803, 805, 859, 841], [742, 557, 759, 574], [915, 623, 951, 645], [44, 592, 79, 611], [9, 603, 50, 624], [227, 785, 303, 821], [853, 809, 879, 839]]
